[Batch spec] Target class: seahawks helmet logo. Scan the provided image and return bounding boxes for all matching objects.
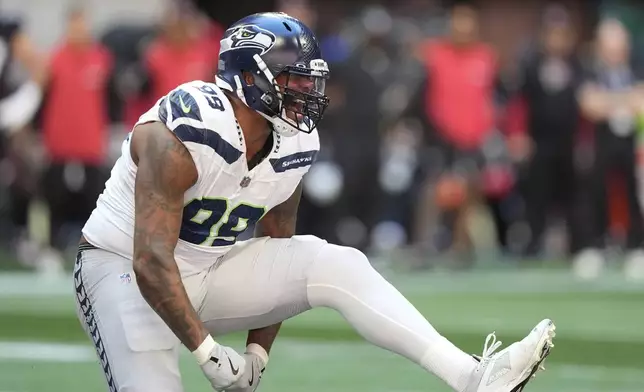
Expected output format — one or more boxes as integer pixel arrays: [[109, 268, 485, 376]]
[[220, 25, 276, 55]]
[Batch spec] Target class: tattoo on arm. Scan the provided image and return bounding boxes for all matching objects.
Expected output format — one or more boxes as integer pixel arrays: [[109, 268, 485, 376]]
[[254, 182, 302, 238], [132, 122, 208, 352]]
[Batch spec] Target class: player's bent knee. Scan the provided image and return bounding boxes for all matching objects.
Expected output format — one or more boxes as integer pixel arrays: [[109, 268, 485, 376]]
[[308, 244, 375, 285], [306, 244, 383, 309], [317, 243, 371, 269]]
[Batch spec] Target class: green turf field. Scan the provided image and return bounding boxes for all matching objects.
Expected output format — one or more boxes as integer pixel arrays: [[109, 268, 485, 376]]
[[1, 268, 643, 392]]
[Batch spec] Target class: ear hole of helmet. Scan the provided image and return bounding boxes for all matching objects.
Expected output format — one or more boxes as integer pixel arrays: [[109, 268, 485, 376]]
[[242, 71, 254, 86]]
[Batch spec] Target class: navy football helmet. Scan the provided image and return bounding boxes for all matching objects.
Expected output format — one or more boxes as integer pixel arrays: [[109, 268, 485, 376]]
[[215, 12, 330, 137]]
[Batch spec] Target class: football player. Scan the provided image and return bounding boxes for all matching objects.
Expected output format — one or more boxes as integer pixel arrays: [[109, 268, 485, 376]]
[[74, 12, 555, 392]]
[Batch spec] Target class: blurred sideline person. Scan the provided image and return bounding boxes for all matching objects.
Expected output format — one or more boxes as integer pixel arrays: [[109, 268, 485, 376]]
[[415, 3, 506, 265], [577, 18, 644, 280], [0, 13, 46, 259], [123, 3, 219, 129], [143, 3, 218, 110], [514, 6, 585, 258], [73, 12, 555, 392], [40, 8, 112, 270]]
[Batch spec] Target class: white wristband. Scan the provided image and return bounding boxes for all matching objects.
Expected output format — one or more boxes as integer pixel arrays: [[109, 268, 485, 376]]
[[193, 335, 217, 365], [246, 343, 269, 365]]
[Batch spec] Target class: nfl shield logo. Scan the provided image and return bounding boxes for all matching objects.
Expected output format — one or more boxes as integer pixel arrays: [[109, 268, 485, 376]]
[[119, 273, 132, 284], [240, 176, 251, 188]]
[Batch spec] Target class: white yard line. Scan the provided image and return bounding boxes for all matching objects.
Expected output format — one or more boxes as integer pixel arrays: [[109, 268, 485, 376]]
[[0, 273, 71, 297], [0, 341, 94, 363]]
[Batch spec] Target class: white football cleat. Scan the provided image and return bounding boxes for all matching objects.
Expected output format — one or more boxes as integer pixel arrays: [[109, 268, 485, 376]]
[[464, 319, 556, 392]]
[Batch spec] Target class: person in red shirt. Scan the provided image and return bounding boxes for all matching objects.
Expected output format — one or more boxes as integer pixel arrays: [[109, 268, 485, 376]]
[[415, 3, 510, 266], [145, 8, 219, 99], [123, 4, 221, 127], [40, 7, 112, 259]]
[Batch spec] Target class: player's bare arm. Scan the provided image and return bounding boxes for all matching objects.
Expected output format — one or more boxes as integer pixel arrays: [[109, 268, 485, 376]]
[[131, 122, 208, 352], [255, 181, 302, 238], [246, 320, 282, 354], [245, 183, 303, 354]]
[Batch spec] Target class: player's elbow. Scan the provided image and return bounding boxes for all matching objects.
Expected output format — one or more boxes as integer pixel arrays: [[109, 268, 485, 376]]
[[132, 248, 176, 285], [132, 256, 148, 281], [132, 255, 153, 286]]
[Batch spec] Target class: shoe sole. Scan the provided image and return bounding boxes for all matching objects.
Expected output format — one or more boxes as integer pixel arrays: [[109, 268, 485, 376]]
[[510, 319, 556, 392]]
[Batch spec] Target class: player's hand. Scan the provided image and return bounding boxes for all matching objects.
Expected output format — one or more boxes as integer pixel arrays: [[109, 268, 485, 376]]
[[194, 336, 246, 390], [225, 344, 269, 392]]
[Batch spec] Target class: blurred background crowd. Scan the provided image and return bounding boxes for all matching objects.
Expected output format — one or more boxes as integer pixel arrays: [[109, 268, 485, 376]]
[[1, 0, 644, 281]]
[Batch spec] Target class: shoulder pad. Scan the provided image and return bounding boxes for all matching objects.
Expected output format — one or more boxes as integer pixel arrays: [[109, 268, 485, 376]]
[[158, 81, 242, 164]]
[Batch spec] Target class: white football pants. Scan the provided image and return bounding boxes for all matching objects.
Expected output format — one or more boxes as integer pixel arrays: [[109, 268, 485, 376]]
[[74, 235, 476, 392]]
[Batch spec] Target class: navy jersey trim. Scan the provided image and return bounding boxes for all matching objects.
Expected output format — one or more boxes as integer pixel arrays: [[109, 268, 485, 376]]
[[269, 150, 318, 173], [169, 89, 202, 122], [158, 92, 242, 165], [173, 124, 243, 164], [158, 97, 168, 123], [158, 89, 202, 122]]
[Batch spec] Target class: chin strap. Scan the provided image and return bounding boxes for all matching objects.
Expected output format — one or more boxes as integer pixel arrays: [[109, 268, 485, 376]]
[[233, 75, 247, 105]]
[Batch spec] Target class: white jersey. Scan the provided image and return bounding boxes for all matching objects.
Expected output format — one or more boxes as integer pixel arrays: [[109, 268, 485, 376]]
[[82, 81, 319, 276]]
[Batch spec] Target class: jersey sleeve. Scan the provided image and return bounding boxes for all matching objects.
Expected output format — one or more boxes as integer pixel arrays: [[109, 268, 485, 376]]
[[135, 81, 242, 180]]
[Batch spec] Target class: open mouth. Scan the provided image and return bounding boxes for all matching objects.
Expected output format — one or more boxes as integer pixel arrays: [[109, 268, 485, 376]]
[[283, 97, 306, 123]]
